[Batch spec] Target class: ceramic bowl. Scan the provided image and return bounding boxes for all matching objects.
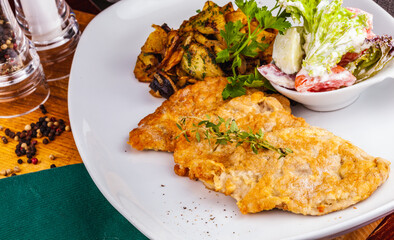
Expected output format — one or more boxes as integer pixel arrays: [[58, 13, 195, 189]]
[[271, 61, 394, 111]]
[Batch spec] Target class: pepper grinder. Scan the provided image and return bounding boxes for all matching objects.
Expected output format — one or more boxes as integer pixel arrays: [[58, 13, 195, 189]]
[[14, 0, 80, 81], [0, 0, 49, 118]]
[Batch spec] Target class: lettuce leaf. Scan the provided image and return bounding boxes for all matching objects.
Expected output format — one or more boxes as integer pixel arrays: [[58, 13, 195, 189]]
[[346, 35, 394, 83], [279, 0, 368, 77]]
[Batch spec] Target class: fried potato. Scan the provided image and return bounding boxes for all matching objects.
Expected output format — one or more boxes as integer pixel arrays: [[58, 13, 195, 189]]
[[179, 1, 226, 35], [158, 31, 183, 72], [193, 32, 225, 54], [141, 25, 168, 55], [225, 9, 247, 25], [219, 2, 234, 15], [180, 42, 224, 80], [134, 53, 159, 82]]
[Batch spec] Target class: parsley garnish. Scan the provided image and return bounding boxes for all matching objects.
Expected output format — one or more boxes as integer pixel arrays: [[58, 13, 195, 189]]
[[176, 115, 292, 158], [216, 0, 291, 99]]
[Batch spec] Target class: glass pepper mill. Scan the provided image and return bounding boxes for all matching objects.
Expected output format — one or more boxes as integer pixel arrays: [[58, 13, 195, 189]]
[[14, 0, 80, 81], [0, 0, 49, 118]]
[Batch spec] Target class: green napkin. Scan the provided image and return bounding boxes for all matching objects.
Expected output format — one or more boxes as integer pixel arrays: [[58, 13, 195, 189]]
[[0, 163, 148, 240]]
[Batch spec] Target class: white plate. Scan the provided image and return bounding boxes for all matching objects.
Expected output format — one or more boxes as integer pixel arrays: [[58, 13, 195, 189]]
[[68, 0, 394, 239]]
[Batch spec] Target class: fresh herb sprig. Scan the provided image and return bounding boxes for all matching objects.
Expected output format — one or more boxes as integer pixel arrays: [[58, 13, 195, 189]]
[[216, 0, 291, 99], [176, 115, 292, 158]]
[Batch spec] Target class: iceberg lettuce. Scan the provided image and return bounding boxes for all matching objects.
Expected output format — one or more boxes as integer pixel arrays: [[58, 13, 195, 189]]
[[278, 0, 369, 77]]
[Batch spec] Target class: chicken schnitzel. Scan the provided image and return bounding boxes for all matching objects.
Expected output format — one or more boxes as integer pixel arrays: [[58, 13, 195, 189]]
[[174, 125, 390, 215], [129, 77, 293, 152], [128, 76, 390, 215]]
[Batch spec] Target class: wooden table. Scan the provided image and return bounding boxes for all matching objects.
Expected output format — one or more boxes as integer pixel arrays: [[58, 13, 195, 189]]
[[0, 10, 392, 240]]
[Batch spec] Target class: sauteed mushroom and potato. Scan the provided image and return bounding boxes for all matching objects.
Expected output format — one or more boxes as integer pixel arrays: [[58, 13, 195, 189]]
[[133, 1, 278, 99]]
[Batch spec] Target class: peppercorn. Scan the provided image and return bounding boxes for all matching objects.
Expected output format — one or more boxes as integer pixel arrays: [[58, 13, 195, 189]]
[[8, 131, 15, 138], [13, 166, 20, 172], [0, 125, 3, 131], [24, 124, 31, 131], [50, 164, 56, 169], [27, 158, 32, 164], [31, 131, 37, 138], [21, 142, 27, 149], [2, 136, 8, 144], [11, 173, 16, 176], [14, 135, 19, 141], [47, 122, 53, 127], [17, 159, 23, 164], [39, 104, 47, 114], [48, 135, 55, 141], [15, 149, 22, 157], [31, 158, 38, 165], [65, 125, 71, 132], [49, 154, 56, 160], [4, 128, 10, 136], [20, 131, 26, 138], [42, 138, 49, 144], [26, 152, 33, 159]]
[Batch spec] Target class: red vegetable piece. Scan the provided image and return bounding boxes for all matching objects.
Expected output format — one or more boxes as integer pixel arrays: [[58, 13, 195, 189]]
[[346, 7, 375, 39], [338, 52, 363, 67], [295, 66, 357, 92], [257, 63, 296, 89]]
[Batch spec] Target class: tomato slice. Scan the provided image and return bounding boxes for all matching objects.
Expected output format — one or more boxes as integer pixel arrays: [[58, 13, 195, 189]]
[[346, 7, 375, 39], [295, 66, 357, 92], [338, 52, 363, 67]]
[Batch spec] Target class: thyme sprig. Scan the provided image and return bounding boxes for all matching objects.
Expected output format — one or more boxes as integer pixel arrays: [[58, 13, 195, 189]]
[[175, 115, 292, 158]]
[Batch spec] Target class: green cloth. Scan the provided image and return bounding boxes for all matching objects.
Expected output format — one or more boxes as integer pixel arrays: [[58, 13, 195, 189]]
[[0, 163, 148, 240]]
